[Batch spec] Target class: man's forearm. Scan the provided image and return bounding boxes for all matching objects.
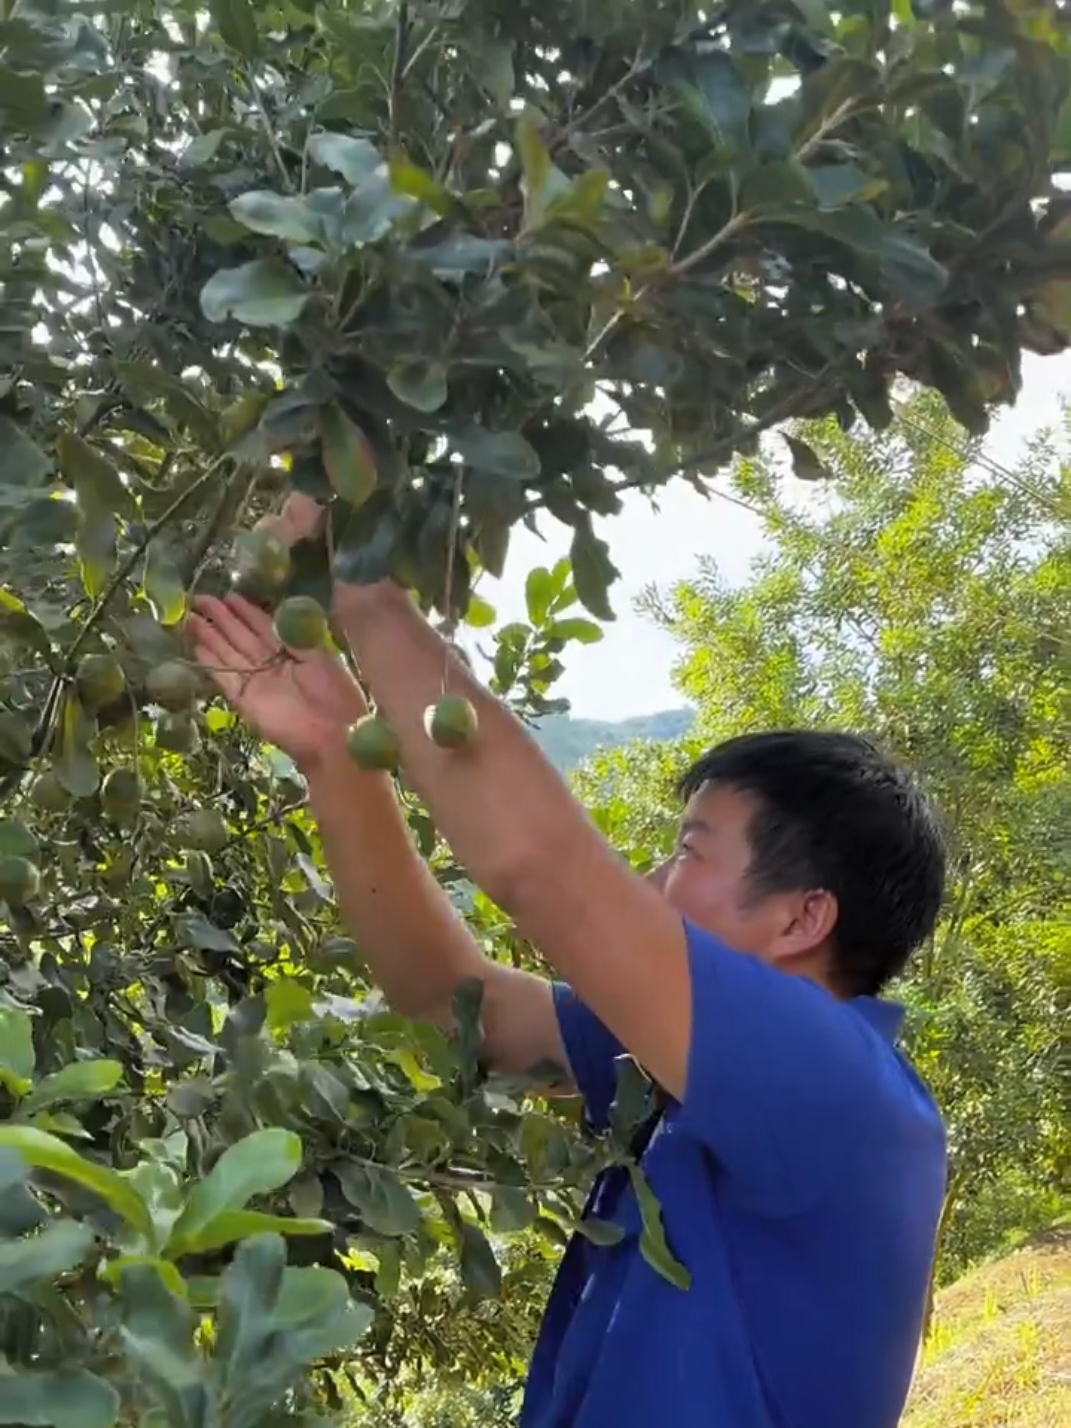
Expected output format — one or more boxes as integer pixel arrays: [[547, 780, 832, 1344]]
[[302, 732, 489, 1021]]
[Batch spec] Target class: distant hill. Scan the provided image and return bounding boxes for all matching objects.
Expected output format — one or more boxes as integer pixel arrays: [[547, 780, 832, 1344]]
[[532, 708, 694, 772]]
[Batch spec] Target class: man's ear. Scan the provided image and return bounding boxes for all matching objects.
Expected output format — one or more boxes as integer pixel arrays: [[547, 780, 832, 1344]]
[[781, 888, 839, 958]]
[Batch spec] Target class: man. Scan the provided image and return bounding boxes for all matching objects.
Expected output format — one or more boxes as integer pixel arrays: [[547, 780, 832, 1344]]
[[189, 496, 947, 1428]]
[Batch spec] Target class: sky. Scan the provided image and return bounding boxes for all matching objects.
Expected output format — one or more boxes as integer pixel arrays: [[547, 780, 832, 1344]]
[[471, 351, 1071, 721]]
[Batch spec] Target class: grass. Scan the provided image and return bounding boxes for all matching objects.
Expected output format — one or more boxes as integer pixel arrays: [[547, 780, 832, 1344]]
[[904, 1225, 1071, 1428]]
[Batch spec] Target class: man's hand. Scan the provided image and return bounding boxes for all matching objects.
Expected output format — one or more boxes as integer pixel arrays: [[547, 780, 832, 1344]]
[[188, 594, 361, 769], [257, 493, 327, 549]]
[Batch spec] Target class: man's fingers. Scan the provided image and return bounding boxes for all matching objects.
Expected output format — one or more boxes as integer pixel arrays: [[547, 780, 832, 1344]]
[[253, 493, 326, 548], [187, 614, 247, 704], [279, 492, 327, 543], [192, 594, 273, 667], [222, 592, 277, 644]]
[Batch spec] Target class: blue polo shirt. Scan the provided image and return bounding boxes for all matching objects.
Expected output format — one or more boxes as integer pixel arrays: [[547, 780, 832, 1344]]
[[522, 920, 946, 1428]]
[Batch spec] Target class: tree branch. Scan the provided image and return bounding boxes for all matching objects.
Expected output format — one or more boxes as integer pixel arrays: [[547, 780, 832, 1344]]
[[389, 3, 411, 142], [69, 456, 229, 668], [247, 71, 293, 193]]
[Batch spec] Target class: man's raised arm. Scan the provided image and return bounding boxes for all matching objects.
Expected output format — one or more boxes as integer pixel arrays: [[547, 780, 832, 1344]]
[[333, 581, 694, 1101]]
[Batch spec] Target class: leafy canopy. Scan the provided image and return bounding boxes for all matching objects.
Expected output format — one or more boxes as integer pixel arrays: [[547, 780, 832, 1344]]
[[3, 0, 1071, 623]]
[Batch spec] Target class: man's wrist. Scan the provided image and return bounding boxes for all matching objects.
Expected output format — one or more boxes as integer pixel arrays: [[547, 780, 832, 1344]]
[[294, 729, 353, 783], [334, 577, 416, 620]]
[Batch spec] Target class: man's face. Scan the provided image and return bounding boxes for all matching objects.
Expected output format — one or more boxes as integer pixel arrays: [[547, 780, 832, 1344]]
[[661, 782, 832, 975]]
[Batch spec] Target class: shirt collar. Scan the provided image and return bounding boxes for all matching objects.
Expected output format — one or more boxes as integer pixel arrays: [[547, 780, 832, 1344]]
[[850, 996, 905, 1041]]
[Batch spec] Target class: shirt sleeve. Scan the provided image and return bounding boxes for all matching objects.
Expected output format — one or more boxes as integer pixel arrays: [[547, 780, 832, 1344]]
[[552, 981, 626, 1133], [679, 919, 892, 1214]]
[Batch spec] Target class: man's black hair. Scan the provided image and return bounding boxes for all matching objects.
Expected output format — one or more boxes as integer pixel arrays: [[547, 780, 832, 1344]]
[[677, 730, 946, 997]]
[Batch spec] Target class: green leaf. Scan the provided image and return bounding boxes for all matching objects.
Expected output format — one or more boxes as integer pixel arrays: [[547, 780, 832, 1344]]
[[0, 418, 51, 486], [201, 260, 309, 327], [516, 108, 553, 225], [320, 402, 377, 507], [334, 1160, 422, 1237], [806, 163, 887, 210], [389, 157, 453, 216], [22, 1059, 123, 1115], [100, 1253, 186, 1300], [118, 1263, 204, 1421], [0, 1007, 35, 1087], [628, 1163, 690, 1291], [143, 541, 187, 627], [875, 231, 949, 306], [0, 1219, 94, 1294], [458, 1220, 502, 1303], [178, 911, 239, 955], [0, 712, 33, 767], [75, 506, 116, 599], [525, 566, 556, 626], [214, 1233, 287, 1391], [666, 49, 752, 146], [463, 593, 496, 628], [546, 616, 603, 645], [307, 132, 383, 185], [791, 0, 834, 32], [1030, 280, 1071, 339], [56, 432, 138, 520], [213, 1245, 372, 1409], [0, 1371, 119, 1428], [276, 1264, 375, 1352], [472, 39, 515, 109], [609, 1055, 659, 1150], [265, 978, 315, 1030], [229, 191, 322, 245], [386, 361, 449, 413], [288, 1175, 325, 1220], [800, 53, 880, 125], [569, 516, 619, 621], [219, 1242, 370, 1411], [575, 1215, 626, 1247], [0, 1126, 152, 1240], [53, 692, 100, 799], [181, 129, 228, 167], [181, 1209, 332, 1255], [0, 588, 52, 657], [0, 1149, 43, 1237], [410, 234, 511, 278], [341, 172, 412, 246], [168, 1129, 303, 1253], [489, 1187, 535, 1233], [452, 427, 541, 480], [784, 434, 829, 481], [210, 0, 260, 60], [26, 1113, 92, 1141]]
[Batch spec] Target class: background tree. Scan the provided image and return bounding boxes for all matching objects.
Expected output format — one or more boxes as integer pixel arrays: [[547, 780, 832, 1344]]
[[580, 389, 1070, 1281], [0, 1, 1070, 1424]]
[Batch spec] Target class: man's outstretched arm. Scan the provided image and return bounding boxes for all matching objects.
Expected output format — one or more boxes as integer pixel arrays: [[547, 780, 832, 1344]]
[[334, 581, 695, 1100], [190, 591, 569, 1081], [303, 737, 569, 1080]]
